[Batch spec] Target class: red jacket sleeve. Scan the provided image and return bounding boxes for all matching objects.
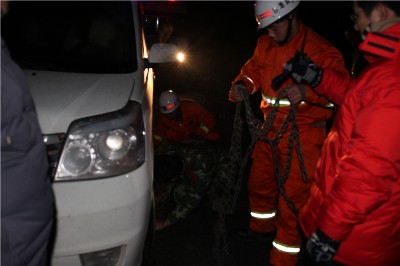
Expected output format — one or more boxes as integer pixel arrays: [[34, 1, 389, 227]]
[[185, 102, 219, 139], [153, 115, 187, 144], [315, 68, 353, 105], [232, 37, 264, 95]]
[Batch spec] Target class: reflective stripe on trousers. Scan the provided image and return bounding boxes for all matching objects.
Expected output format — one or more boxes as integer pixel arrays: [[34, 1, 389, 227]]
[[250, 211, 276, 219], [250, 211, 300, 255], [272, 240, 301, 254]]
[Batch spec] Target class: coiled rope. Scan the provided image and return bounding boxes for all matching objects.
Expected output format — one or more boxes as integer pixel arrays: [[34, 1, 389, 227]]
[[213, 88, 309, 265]]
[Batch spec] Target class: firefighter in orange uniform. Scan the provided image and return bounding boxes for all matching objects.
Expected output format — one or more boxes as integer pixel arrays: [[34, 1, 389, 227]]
[[228, 1, 347, 265], [154, 90, 220, 145]]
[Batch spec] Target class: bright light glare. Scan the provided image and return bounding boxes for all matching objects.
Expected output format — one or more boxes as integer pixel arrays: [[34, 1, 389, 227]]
[[177, 52, 185, 63], [106, 134, 124, 151]]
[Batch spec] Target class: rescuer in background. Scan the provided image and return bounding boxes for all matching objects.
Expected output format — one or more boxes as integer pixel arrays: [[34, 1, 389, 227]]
[[153, 90, 221, 231]]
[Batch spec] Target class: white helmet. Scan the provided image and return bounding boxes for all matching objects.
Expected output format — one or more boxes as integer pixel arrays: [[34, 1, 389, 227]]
[[255, 1, 300, 29], [159, 90, 180, 114]]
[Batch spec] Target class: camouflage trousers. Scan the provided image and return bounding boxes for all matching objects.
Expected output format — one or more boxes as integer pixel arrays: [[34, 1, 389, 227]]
[[159, 139, 219, 224]]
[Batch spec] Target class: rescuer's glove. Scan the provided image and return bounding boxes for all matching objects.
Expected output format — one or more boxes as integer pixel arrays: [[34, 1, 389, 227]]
[[282, 83, 306, 105], [284, 52, 323, 88], [306, 228, 340, 265], [229, 81, 247, 102], [195, 124, 220, 141]]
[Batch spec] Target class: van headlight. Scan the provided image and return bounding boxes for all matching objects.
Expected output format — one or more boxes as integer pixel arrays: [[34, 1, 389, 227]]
[[54, 101, 145, 181]]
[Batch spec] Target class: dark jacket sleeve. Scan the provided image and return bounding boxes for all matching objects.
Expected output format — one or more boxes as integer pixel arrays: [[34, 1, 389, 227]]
[[1, 40, 55, 266]]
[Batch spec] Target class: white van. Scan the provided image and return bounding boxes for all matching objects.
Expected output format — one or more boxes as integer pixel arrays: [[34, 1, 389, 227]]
[[2, 1, 180, 265]]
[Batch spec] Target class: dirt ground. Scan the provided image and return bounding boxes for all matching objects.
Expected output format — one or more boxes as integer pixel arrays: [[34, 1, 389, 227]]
[[149, 172, 273, 266]]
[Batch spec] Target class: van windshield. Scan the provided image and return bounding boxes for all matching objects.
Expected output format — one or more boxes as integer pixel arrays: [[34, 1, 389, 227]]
[[2, 1, 137, 74]]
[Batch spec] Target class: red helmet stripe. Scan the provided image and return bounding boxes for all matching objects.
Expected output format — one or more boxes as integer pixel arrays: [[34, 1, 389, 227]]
[[259, 10, 272, 19], [166, 103, 176, 110]]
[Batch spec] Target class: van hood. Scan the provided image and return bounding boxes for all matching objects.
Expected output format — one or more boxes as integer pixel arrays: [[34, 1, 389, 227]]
[[25, 71, 134, 134]]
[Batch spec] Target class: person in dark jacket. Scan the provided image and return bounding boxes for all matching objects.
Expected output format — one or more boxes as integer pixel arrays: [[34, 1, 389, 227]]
[[1, 1, 55, 265], [282, 1, 400, 265]]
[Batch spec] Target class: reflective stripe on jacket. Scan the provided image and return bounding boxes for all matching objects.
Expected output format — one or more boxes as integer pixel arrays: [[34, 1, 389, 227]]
[[262, 94, 335, 108]]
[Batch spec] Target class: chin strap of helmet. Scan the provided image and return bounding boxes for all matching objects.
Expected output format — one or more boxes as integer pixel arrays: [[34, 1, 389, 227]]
[[279, 14, 294, 45], [271, 29, 308, 90]]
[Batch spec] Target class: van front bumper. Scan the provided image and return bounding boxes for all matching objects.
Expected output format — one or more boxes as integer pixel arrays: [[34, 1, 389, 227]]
[[51, 164, 152, 266]]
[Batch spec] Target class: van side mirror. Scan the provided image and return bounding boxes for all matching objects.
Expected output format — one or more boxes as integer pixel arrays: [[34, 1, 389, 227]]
[[145, 43, 181, 68]]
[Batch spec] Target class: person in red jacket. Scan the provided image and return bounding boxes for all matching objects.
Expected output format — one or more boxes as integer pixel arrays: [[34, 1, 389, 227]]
[[282, 1, 400, 265], [153, 90, 221, 230], [228, 1, 347, 265]]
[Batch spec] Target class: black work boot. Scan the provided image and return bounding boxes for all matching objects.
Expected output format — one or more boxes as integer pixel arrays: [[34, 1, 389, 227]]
[[235, 228, 275, 243]]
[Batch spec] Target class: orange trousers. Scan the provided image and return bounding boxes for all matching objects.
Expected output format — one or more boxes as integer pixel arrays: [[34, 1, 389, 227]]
[[248, 125, 326, 266]]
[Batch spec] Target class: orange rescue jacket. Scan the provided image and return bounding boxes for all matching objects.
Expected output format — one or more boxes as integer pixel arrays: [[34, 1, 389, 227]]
[[154, 100, 220, 144], [233, 23, 347, 127]]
